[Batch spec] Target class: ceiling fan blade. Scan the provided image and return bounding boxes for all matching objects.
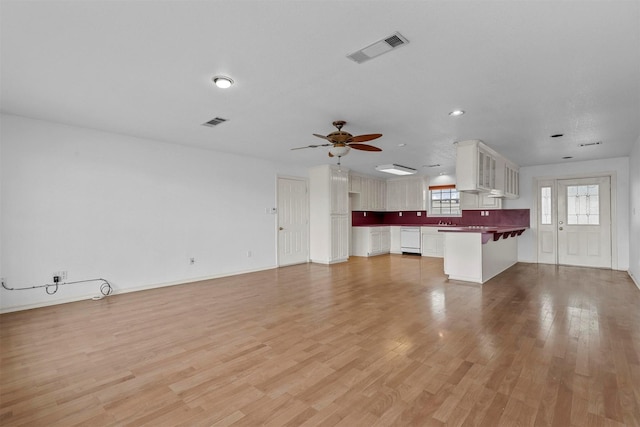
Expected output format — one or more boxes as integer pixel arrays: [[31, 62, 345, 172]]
[[313, 133, 332, 141], [349, 133, 382, 143], [291, 144, 331, 150], [349, 143, 382, 152]]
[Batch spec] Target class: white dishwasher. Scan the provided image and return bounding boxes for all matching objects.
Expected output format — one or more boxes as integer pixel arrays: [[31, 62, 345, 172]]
[[400, 227, 421, 254]]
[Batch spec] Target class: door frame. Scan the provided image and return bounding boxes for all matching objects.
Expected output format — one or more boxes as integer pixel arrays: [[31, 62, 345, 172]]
[[533, 171, 618, 269], [276, 175, 310, 267]]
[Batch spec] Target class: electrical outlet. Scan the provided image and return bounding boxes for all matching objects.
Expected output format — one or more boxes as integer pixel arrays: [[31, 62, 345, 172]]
[[417, 212, 422, 216], [53, 271, 67, 282], [246, 251, 252, 257], [399, 212, 403, 217]]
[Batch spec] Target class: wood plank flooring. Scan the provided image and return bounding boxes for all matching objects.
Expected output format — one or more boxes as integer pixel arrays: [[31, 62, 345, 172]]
[[1, 256, 639, 426]]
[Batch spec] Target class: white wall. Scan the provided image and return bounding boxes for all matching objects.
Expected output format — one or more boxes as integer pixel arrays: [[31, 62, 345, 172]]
[[0, 114, 307, 312], [506, 157, 630, 270], [629, 136, 640, 288]]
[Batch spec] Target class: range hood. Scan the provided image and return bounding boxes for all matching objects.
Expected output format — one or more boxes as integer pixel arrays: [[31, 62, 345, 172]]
[[487, 189, 505, 198]]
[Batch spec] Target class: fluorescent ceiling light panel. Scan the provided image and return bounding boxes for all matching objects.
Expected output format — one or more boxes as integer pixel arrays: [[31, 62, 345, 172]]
[[375, 164, 417, 175]]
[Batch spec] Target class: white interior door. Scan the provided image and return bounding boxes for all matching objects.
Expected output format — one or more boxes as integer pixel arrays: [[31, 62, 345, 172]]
[[557, 176, 611, 268], [277, 177, 309, 266]]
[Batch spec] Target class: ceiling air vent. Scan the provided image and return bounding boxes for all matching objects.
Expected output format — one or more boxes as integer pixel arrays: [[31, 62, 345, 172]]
[[578, 141, 602, 147], [347, 31, 409, 64], [202, 117, 228, 127]]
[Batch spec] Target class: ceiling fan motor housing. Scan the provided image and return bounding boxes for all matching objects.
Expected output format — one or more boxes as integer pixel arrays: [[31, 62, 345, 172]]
[[327, 131, 353, 143]]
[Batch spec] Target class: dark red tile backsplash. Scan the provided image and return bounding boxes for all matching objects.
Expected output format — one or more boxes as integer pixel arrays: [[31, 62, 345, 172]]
[[352, 209, 530, 227]]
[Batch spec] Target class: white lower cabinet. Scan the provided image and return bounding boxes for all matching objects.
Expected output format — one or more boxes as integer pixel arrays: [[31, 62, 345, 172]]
[[390, 226, 402, 254], [421, 227, 445, 258], [352, 226, 391, 257]]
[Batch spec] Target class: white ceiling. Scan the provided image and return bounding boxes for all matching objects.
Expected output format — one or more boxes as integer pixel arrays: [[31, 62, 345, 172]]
[[2, 1, 639, 178]]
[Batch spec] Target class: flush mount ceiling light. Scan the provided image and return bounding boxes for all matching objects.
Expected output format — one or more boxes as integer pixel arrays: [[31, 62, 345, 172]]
[[375, 164, 417, 175], [212, 76, 234, 89], [448, 110, 465, 116]]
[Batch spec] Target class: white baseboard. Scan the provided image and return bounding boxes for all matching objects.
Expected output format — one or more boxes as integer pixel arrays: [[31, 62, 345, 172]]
[[629, 271, 640, 291], [0, 265, 277, 314]]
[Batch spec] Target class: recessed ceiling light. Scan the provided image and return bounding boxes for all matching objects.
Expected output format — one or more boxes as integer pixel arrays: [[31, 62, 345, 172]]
[[550, 133, 564, 138], [562, 156, 573, 159], [398, 143, 406, 147], [212, 76, 234, 89], [449, 110, 465, 116]]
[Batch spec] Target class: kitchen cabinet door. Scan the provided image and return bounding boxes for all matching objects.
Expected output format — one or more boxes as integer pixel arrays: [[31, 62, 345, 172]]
[[331, 215, 349, 261], [421, 228, 444, 258], [330, 168, 349, 214], [380, 228, 391, 253]]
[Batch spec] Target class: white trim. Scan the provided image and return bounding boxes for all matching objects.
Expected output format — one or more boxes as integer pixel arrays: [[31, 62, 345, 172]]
[[0, 265, 277, 314]]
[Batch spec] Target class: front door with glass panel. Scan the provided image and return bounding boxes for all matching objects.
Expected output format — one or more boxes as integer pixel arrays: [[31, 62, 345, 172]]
[[539, 176, 611, 268], [557, 177, 611, 268]]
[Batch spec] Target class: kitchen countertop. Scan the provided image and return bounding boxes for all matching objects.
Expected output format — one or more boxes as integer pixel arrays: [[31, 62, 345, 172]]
[[438, 226, 528, 244], [437, 226, 527, 233], [352, 224, 461, 228]]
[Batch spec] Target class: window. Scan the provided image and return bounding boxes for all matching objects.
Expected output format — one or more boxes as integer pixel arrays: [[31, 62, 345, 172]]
[[429, 185, 460, 215], [567, 184, 599, 225], [541, 186, 552, 225]]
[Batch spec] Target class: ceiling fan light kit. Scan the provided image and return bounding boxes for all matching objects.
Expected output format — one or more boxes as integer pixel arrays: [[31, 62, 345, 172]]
[[375, 164, 417, 176], [329, 145, 351, 157]]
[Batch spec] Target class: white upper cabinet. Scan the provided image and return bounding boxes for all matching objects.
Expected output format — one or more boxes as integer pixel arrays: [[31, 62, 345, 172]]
[[456, 139, 519, 199], [503, 160, 520, 198], [386, 176, 427, 211], [349, 172, 386, 211], [349, 173, 362, 194]]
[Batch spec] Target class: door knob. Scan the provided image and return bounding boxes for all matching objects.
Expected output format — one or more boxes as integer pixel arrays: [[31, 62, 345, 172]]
[[279, 227, 284, 231], [559, 220, 564, 225], [559, 227, 563, 231]]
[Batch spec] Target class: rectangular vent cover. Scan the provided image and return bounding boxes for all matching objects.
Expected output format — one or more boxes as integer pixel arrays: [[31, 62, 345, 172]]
[[203, 117, 228, 127], [578, 141, 602, 147], [347, 31, 409, 64]]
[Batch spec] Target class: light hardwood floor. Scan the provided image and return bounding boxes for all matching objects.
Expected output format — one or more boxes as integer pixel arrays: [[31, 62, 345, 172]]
[[1, 256, 639, 426]]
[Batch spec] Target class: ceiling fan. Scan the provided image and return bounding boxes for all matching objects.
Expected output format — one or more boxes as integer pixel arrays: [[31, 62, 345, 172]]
[[292, 120, 382, 164]]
